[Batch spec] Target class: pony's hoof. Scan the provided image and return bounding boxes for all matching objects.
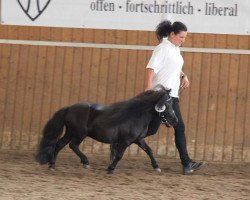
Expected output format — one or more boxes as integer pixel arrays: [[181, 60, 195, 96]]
[[83, 164, 90, 169], [154, 167, 161, 173], [107, 169, 114, 174]]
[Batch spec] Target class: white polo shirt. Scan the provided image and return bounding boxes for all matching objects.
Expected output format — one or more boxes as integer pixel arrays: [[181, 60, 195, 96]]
[[146, 37, 184, 98]]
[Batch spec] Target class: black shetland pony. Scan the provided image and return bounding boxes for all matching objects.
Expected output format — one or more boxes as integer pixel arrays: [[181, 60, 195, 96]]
[[36, 85, 178, 173]]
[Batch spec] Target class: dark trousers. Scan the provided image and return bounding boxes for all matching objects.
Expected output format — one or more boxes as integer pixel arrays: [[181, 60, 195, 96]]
[[172, 97, 191, 166]]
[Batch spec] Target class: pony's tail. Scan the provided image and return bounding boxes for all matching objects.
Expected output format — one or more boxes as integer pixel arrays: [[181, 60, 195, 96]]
[[36, 107, 68, 164]]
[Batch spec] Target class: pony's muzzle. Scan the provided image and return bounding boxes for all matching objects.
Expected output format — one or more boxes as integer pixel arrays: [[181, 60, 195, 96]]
[[160, 112, 178, 127], [168, 112, 178, 127]]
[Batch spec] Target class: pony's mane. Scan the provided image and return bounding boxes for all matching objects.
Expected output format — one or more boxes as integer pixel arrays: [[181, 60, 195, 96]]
[[97, 85, 169, 126]]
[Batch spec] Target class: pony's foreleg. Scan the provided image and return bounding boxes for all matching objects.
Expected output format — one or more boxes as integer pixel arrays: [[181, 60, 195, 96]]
[[69, 137, 89, 168], [107, 144, 127, 174], [49, 131, 72, 170], [135, 139, 161, 172]]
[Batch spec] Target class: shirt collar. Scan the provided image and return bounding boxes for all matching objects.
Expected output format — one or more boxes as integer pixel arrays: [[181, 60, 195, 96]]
[[162, 37, 179, 48]]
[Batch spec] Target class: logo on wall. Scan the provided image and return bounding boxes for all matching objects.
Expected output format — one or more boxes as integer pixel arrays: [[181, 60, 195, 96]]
[[17, 0, 51, 21]]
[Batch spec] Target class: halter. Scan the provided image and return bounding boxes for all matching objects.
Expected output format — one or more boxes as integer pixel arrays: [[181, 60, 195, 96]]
[[157, 96, 172, 124], [166, 96, 172, 102]]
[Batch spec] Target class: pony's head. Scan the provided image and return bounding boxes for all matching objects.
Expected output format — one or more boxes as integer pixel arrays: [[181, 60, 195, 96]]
[[153, 85, 178, 127]]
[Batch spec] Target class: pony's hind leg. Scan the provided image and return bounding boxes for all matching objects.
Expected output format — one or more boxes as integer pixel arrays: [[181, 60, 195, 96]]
[[107, 144, 127, 174], [69, 137, 89, 168], [49, 131, 71, 170], [110, 143, 118, 162]]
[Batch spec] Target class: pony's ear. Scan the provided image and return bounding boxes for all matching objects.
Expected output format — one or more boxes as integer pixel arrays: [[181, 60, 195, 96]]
[[155, 104, 166, 112]]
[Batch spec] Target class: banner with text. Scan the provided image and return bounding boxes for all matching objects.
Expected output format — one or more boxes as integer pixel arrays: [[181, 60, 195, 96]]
[[1, 0, 249, 35]]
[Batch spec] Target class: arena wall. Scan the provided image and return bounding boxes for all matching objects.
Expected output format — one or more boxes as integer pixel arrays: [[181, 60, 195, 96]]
[[0, 25, 249, 162]]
